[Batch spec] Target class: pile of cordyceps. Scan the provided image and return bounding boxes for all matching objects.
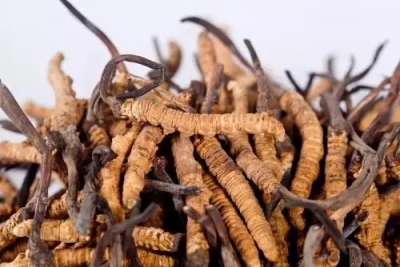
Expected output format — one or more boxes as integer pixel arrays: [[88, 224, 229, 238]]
[[0, 1, 400, 267]]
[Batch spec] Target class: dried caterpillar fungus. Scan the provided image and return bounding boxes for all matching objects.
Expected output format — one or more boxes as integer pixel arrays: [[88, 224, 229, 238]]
[[116, 98, 285, 141], [172, 134, 211, 266], [194, 136, 278, 262], [202, 172, 260, 267], [280, 91, 324, 230]]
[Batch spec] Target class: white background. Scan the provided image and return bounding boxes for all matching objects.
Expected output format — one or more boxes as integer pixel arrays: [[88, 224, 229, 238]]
[[0, 0, 399, 141]]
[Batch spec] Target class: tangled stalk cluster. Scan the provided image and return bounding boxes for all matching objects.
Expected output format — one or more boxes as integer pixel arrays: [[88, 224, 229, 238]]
[[0, 1, 400, 266]]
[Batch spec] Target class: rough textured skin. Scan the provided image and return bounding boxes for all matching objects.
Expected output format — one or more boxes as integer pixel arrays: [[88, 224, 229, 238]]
[[230, 134, 279, 203], [281, 92, 324, 230], [137, 248, 176, 267], [47, 191, 85, 219], [122, 125, 164, 209], [0, 210, 24, 251], [194, 137, 278, 262], [100, 127, 139, 221], [324, 129, 348, 266], [203, 173, 261, 267], [133, 226, 183, 252], [254, 134, 281, 177], [47, 52, 83, 131], [172, 135, 211, 267], [88, 124, 110, 147], [12, 219, 90, 243], [0, 240, 27, 263], [356, 184, 389, 264], [198, 30, 217, 85], [107, 120, 130, 137], [118, 98, 285, 141], [0, 141, 41, 164]]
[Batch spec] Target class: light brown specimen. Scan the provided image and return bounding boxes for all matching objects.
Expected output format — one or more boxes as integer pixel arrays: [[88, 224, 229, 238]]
[[12, 219, 182, 252], [0, 141, 41, 164], [100, 126, 141, 221], [136, 248, 176, 267], [172, 134, 211, 266], [355, 184, 389, 264], [46, 191, 85, 219], [115, 97, 285, 141], [122, 125, 164, 210], [194, 136, 278, 262], [47, 52, 84, 131], [0, 239, 27, 263], [0, 209, 25, 252], [202, 172, 260, 267], [87, 124, 110, 147], [280, 91, 324, 230]]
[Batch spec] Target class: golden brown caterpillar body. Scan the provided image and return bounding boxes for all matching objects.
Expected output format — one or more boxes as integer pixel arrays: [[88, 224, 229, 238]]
[[116, 98, 285, 141], [12, 219, 91, 243], [0, 141, 41, 164], [12, 218, 182, 252], [47, 52, 83, 131], [202, 173, 261, 267], [0, 239, 27, 263], [100, 127, 140, 221], [323, 129, 348, 266], [172, 135, 211, 266], [108, 120, 130, 137], [133, 226, 183, 252], [0, 209, 24, 251], [281, 92, 324, 230], [47, 191, 85, 219], [198, 30, 217, 85], [123, 125, 165, 209], [87, 124, 110, 147], [356, 184, 389, 264], [137, 248, 176, 267], [194, 137, 278, 262]]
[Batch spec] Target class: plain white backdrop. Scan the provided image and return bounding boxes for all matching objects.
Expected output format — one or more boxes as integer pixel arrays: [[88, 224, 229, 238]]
[[0, 0, 400, 143]]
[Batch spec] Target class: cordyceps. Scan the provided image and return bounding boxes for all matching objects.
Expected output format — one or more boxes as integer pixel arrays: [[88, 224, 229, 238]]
[[6, 4, 400, 266], [194, 136, 279, 262], [172, 134, 211, 266], [202, 172, 261, 267], [98, 55, 285, 142], [282, 72, 325, 231], [318, 92, 350, 266]]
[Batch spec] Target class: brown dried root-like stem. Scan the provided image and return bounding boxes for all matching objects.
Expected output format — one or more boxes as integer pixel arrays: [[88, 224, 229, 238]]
[[194, 136, 279, 262], [172, 134, 211, 267], [0, 81, 54, 266]]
